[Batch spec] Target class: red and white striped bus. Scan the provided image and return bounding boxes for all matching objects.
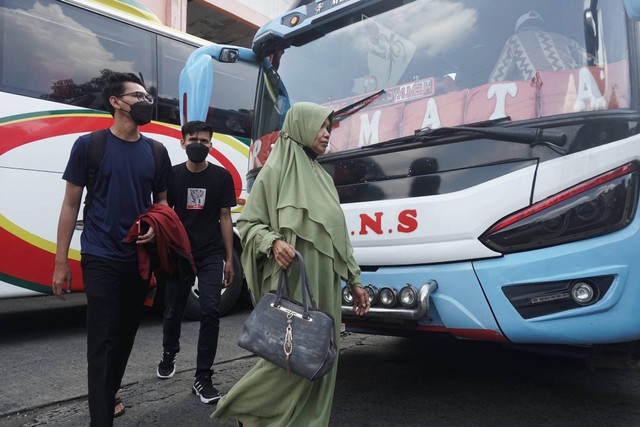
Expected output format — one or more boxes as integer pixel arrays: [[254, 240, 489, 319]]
[[0, 0, 257, 316]]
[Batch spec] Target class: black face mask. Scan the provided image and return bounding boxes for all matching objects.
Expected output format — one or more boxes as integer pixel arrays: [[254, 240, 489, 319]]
[[128, 101, 153, 126], [186, 143, 210, 163]]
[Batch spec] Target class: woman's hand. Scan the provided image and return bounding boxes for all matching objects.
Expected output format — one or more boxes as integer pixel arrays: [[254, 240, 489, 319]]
[[272, 239, 296, 269], [350, 285, 370, 316]]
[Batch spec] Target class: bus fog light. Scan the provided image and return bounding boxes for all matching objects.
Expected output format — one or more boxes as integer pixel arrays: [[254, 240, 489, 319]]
[[379, 287, 398, 307], [571, 282, 595, 305], [365, 285, 379, 305], [342, 286, 354, 305], [399, 285, 418, 308]]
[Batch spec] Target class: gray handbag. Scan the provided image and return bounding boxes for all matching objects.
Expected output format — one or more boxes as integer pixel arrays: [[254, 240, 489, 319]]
[[237, 250, 337, 381]]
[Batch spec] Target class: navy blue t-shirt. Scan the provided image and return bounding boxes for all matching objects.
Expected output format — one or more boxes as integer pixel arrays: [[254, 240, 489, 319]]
[[63, 130, 172, 261]]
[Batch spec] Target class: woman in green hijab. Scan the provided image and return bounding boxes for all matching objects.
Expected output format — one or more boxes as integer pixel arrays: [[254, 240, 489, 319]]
[[212, 102, 370, 427]]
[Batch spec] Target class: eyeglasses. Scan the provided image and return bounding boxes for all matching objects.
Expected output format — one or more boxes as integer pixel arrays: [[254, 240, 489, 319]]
[[116, 91, 154, 104]]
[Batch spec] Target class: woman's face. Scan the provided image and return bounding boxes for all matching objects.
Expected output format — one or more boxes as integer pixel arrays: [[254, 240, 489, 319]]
[[310, 118, 331, 155]]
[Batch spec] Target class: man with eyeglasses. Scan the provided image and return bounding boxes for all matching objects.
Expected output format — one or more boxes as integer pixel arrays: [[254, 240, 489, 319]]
[[52, 72, 173, 427]]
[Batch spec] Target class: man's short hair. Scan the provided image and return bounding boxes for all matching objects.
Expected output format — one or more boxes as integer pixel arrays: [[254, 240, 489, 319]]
[[181, 120, 214, 139], [102, 72, 145, 116]]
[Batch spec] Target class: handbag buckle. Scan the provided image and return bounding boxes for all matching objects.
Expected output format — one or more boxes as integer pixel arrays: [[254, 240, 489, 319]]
[[271, 303, 313, 321]]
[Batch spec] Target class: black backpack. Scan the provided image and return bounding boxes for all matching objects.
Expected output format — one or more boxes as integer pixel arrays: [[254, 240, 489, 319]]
[[83, 129, 166, 220]]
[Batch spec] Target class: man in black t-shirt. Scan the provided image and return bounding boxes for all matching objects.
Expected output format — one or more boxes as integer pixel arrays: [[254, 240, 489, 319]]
[[156, 121, 236, 404]]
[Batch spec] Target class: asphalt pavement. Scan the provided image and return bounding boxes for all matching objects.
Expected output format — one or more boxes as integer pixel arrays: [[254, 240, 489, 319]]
[[0, 293, 254, 427], [3, 295, 640, 427], [0, 294, 354, 427], [0, 328, 367, 427], [2, 355, 258, 427]]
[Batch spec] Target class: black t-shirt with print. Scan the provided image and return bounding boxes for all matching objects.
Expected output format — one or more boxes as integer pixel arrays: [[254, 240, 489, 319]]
[[169, 162, 236, 258]]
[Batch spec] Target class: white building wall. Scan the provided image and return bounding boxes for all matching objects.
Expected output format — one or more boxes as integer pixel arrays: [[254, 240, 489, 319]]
[[137, 0, 187, 30], [137, 0, 299, 31]]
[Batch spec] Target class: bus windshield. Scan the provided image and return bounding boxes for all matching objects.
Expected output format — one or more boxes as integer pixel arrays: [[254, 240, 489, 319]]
[[253, 0, 630, 157]]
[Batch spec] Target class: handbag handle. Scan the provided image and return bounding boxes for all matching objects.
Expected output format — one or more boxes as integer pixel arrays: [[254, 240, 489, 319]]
[[275, 250, 318, 319]]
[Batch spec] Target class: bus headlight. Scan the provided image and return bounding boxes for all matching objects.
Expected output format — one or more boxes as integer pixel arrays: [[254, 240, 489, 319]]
[[480, 163, 638, 254], [399, 285, 418, 308], [342, 286, 354, 305], [365, 285, 379, 305], [379, 286, 398, 307]]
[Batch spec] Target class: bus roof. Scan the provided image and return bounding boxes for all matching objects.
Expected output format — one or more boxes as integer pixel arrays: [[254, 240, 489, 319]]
[[252, 0, 362, 55], [83, 0, 162, 24], [63, 0, 214, 47]]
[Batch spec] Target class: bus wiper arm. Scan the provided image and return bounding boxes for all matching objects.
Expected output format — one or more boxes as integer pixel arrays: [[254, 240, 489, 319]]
[[416, 125, 567, 147], [334, 90, 385, 122]]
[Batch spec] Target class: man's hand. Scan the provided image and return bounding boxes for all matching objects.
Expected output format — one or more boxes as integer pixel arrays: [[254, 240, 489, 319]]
[[223, 258, 234, 288], [136, 224, 156, 245], [52, 260, 72, 300]]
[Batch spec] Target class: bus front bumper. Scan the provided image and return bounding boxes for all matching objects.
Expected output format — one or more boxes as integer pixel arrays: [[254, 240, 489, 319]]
[[341, 280, 438, 320]]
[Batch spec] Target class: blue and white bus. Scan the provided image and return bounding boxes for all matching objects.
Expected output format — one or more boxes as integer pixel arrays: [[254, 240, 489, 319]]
[[182, 0, 640, 348]]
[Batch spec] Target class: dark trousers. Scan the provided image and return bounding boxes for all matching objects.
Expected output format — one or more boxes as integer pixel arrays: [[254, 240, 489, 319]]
[[82, 254, 149, 427], [162, 254, 223, 379]]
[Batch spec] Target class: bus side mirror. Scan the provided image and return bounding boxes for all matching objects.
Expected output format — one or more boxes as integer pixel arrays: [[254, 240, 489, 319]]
[[219, 48, 239, 63], [624, 0, 640, 20]]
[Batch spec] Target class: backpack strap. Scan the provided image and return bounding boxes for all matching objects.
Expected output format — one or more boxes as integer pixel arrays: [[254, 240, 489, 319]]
[[148, 138, 167, 195], [83, 132, 166, 219], [83, 129, 108, 220]]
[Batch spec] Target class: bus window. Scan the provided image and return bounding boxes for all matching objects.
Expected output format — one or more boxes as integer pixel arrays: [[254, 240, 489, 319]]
[[157, 36, 196, 125], [0, 0, 154, 112], [207, 60, 256, 138]]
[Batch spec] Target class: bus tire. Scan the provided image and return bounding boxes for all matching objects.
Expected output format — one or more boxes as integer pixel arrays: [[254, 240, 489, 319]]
[[183, 249, 243, 320]]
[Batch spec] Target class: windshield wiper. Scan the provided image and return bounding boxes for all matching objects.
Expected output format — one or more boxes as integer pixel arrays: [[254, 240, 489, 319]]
[[334, 90, 385, 122], [415, 124, 567, 147]]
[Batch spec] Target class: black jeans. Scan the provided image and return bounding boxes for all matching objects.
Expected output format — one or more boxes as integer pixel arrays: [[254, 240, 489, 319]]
[[81, 254, 149, 427], [162, 254, 223, 379]]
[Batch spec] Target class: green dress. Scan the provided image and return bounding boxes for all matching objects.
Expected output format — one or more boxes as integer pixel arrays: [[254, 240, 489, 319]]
[[212, 102, 362, 427]]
